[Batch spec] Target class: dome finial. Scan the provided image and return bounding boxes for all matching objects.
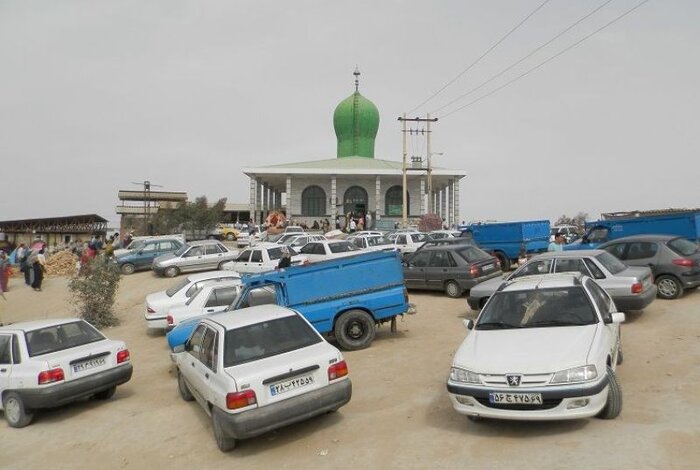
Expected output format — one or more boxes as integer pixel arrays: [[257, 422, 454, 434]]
[[354, 65, 360, 92]]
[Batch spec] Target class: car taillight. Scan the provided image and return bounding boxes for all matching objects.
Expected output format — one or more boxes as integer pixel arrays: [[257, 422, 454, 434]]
[[631, 282, 643, 294], [494, 257, 501, 269], [672, 258, 694, 267], [328, 360, 349, 381], [147, 306, 156, 313], [226, 390, 257, 410], [38, 368, 64, 385], [167, 314, 174, 325], [117, 349, 130, 364], [470, 265, 479, 277]]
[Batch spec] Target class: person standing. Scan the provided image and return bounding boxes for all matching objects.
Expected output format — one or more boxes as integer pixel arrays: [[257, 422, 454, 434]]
[[548, 232, 565, 252], [31, 248, 46, 291], [365, 212, 372, 230], [0, 251, 9, 293], [276, 247, 292, 269], [349, 218, 357, 233]]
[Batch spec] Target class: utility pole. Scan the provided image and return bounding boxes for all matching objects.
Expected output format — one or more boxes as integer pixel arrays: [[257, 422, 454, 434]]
[[398, 115, 438, 227]]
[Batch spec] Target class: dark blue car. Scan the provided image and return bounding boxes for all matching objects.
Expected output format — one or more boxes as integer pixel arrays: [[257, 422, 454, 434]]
[[115, 238, 183, 275]]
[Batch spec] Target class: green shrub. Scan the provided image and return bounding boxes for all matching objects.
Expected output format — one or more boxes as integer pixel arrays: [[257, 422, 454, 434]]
[[69, 256, 121, 329]]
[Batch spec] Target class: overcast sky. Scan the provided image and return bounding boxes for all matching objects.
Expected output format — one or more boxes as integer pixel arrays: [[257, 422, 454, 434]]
[[1, 0, 697, 227]]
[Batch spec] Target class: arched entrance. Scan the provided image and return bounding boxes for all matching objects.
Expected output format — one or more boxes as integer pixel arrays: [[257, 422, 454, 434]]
[[343, 186, 368, 216]]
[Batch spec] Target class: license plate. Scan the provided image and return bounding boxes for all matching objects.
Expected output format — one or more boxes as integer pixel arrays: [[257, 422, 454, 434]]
[[482, 264, 495, 272], [269, 374, 315, 396], [73, 357, 106, 373], [489, 392, 543, 405]]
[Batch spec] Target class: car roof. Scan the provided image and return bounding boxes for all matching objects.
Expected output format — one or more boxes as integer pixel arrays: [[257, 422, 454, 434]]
[[207, 304, 297, 330], [255, 242, 286, 249], [198, 279, 242, 289], [187, 239, 224, 247], [600, 234, 677, 243], [500, 273, 584, 292], [185, 270, 241, 282], [532, 249, 605, 259], [0, 318, 86, 333]]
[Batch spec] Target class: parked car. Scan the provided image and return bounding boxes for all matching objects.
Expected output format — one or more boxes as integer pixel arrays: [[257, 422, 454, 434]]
[[222, 243, 308, 274], [467, 250, 657, 311], [114, 237, 184, 275], [447, 273, 624, 421], [429, 230, 462, 239], [165, 279, 242, 330], [0, 319, 133, 428], [298, 240, 361, 263], [152, 240, 238, 278], [209, 224, 240, 242], [113, 234, 185, 257], [403, 241, 502, 298], [347, 234, 396, 252], [281, 234, 327, 250], [599, 235, 700, 299], [386, 231, 431, 256], [173, 305, 352, 452], [145, 270, 241, 330]]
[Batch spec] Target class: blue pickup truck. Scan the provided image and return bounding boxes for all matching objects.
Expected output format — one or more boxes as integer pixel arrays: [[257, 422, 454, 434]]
[[458, 220, 551, 270], [565, 212, 700, 251], [166, 250, 413, 351]]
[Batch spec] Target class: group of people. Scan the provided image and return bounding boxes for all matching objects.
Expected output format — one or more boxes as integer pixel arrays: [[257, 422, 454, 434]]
[[335, 212, 372, 233], [5, 243, 47, 292]]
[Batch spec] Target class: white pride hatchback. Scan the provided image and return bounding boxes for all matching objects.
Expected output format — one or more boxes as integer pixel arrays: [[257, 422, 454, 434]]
[[447, 273, 624, 421]]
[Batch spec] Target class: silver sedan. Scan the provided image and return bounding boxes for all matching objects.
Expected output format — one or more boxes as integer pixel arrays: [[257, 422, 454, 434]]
[[153, 240, 238, 277]]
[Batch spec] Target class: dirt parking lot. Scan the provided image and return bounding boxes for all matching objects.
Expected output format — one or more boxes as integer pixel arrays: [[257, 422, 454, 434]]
[[1, 271, 699, 469]]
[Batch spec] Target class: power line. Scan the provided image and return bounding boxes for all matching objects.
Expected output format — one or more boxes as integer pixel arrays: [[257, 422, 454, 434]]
[[431, 0, 616, 115], [441, 0, 650, 119], [406, 0, 551, 115]]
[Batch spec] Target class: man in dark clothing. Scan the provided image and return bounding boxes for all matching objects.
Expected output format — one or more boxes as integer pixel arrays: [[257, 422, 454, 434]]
[[277, 247, 292, 269]]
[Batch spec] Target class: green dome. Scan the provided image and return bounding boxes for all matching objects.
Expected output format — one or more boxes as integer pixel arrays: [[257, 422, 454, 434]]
[[333, 91, 379, 158]]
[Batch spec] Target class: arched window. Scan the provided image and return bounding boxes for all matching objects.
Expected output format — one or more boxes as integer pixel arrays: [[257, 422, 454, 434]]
[[343, 186, 368, 216], [301, 186, 326, 216], [385, 185, 409, 216]]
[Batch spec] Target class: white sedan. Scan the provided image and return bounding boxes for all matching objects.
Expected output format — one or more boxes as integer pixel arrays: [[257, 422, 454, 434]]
[[347, 234, 397, 253], [222, 243, 308, 274], [0, 319, 132, 427], [173, 305, 352, 451], [144, 271, 241, 329], [166, 279, 241, 330], [447, 273, 624, 421], [387, 231, 431, 256], [297, 240, 362, 263]]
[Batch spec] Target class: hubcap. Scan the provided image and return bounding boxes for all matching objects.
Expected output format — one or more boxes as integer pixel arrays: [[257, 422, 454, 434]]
[[447, 283, 458, 296], [658, 279, 677, 297], [347, 321, 364, 339], [6, 398, 20, 424]]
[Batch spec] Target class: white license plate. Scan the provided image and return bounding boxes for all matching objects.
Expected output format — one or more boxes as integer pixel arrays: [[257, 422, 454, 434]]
[[489, 392, 543, 405], [73, 357, 106, 373], [482, 264, 495, 272], [270, 374, 315, 396]]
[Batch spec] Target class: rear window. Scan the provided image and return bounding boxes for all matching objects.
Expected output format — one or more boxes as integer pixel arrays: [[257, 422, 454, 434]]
[[595, 252, 627, 275], [25, 321, 105, 357], [166, 277, 192, 297], [667, 238, 699, 257], [223, 315, 322, 367], [367, 236, 391, 247], [329, 242, 359, 254], [410, 233, 429, 243], [455, 246, 492, 263]]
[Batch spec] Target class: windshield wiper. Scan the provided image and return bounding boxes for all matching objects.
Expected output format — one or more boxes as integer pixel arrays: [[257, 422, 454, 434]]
[[476, 321, 518, 330], [524, 320, 586, 327]]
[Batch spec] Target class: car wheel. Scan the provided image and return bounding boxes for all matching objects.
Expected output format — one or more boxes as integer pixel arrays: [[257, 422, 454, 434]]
[[656, 275, 683, 299], [597, 366, 623, 420], [212, 410, 236, 452], [226, 233, 236, 241], [494, 252, 510, 271], [444, 280, 463, 298], [3, 392, 34, 428], [164, 266, 180, 278], [95, 386, 116, 400], [334, 309, 376, 351], [120, 263, 136, 275], [616, 334, 624, 366], [178, 371, 194, 402], [217, 262, 227, 271]]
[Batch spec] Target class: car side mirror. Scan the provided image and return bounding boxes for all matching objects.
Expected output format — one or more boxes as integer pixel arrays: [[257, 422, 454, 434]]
[[173, 344, 185, 354], [609, 312, 625, 324], [463, 319, 474, 330]]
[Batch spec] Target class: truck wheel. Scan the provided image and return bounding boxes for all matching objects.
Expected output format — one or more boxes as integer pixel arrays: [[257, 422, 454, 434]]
[[494, 252, 510, 271], [164, 266, 180, 278], [121, 263, 136, 275], [444, 280, 463, 298], [212, 411, 236, 452], [3, 392, 34, 428], [95, 386, 116, 400], [334, 310, 376, 350], [226, 233, 236, 241], [597, 367, 622, 419], [178, 371, 194, 402], [656, 275, 683, 299]]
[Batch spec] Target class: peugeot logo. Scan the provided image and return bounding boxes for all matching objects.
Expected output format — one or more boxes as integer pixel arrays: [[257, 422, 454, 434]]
[[506, 374, 522, 387]]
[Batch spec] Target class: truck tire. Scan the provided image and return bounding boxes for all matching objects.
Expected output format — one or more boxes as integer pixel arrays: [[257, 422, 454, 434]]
[[656, 275, 683, 299], [444, 280, 463, 298], [494, 252, 510, 271], [226, 233, 236, 241], [334, 310, 376, 350], [121, 263, 136, 275], [597, 367, 622, 419], [3, 392, 34, 428]]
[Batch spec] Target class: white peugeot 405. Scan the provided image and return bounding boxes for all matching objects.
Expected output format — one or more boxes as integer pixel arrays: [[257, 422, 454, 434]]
[[173, 305, 352, 451], [447, 273, 624, 421]]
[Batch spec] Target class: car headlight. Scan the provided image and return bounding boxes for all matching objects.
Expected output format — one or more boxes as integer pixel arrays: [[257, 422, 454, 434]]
[[550, 365, 597, 384], [450, 367, 481, 384]]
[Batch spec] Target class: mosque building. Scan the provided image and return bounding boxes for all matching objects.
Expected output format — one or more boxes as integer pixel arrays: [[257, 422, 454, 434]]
[[243, 70, 466, 230]]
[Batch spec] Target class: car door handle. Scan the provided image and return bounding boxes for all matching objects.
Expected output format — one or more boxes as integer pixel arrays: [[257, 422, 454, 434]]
[[191, 362, 195, 367], [0, 368, 6, 373], [206, 308, 215, 312], [205, 373, 209, 379]]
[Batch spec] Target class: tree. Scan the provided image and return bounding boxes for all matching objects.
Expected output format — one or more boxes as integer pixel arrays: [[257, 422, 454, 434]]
[[555, 212, 588, 232], [69, 256, 121, 329], [149, 196, 227, 237]]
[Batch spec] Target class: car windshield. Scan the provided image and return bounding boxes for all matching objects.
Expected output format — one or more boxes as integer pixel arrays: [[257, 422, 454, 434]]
[[456, 246, 492, 263], [25, 321, 105, 357], [166, 277, 192, 297], [367, 236, 392, 247], [476, 287, 597, 330], [667, 238, 699, 256], [223, 315, 322, 367], [596, 252, 627, 274], [329, 242, 359, 253], [126, 240, 146, 251], [174, 244, 190, 256]]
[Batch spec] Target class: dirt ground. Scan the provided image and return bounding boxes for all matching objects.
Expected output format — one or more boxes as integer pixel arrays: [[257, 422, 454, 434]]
[[1, 270, 699, 470]]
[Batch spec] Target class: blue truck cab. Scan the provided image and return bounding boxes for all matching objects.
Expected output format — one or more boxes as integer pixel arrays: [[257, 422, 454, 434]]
[[167, 250, 412, 351], [565, 212, 700, 251], [459, 220, 550, 270]]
